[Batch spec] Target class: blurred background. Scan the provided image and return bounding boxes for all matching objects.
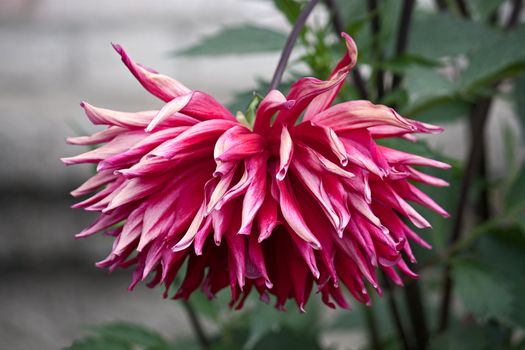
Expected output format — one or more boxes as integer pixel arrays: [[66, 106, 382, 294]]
[[0, 1, 524, 350]]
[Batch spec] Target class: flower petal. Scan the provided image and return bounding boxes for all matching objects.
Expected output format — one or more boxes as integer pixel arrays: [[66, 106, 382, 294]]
[[112, 43, 191, 101]]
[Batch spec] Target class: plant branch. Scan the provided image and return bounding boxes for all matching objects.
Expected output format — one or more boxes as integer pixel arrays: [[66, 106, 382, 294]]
[[437, 97, 492, 332], [181, 300, 211, 349], [383, 277, 412, 350], [505, 0, 523, 30], [436, 1, 520, 331], [435, 0, 448, 11], [455, 0, 470, 18], [419, 205, 523, 272], [323, 0, 370, 100], [268, 0, 320, 92], [367, 0, 385, 100], [363, 306, 383, 350], [391, 0, 416, 90], [404, 279, 429, 350]]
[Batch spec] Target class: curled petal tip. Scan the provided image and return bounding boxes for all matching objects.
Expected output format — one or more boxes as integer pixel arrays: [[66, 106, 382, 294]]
[[275, 168, 287, 181], [284, 100, 296, 109], [111, 42, 123, 55]]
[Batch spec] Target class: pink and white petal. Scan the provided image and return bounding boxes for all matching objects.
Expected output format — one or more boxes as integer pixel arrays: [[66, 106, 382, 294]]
[[214, 126, 265, 162], [239, 154, 268, 235], [80, 102, 158, 128], [172, 202, 207, 251], [276, 125, 293, 181], [404, 166, 450, 187], [104, 175, 168, 212], [99, 126, 190, 171], [277, 33, 357, 126], [149, 119, 236, 159], [379, 146, 450, 169], [276, 177, 321, 249], [311, 101, 415, 132], [112, 43, 191, 102], [253, 90, 295, 133], [66, 126, 125, 145], [146, 93, 194, 132], [393, 181, 449, 218], [70, 170, 117, 197], [257, 189, 280, 242], [62, 131, 146, 165], [181, 91, 236, 121]]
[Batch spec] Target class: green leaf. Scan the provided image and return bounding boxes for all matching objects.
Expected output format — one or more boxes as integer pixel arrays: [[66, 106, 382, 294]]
[[66, 336, 131, 350], [245, 94, 262, 126], [429, 323, 511, 350], [403, 66, 455, 113], [413, 99, 470, 124], [452, 259, 512, 321], [244, 300, 319, 349], [377, 53, 439, 74], [409, 13, 500, 58], [459, 28, 525, 92], [244, 304, 281, 349], [505, 164, 525, 211], [475, 227, 525, 328], [66, 322, 174, 350], [176, 25, 287, 56], [469, 0, 503, 21], [252, 328, 323, 350], [273, 0, 304, 24], [93, 322, 172, 348]]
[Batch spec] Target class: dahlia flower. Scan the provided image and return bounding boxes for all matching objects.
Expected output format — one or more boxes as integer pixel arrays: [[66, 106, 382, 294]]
[[63, 33, 449, 311]]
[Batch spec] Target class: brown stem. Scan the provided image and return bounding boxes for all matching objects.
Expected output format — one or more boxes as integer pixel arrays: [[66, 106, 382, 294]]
[[437, 0, 520, 332], [364, 306, 383, 350], [404, 279, 429, 349], [367, 0, 385, 100], [383, 277, 412, 350], [323, 0, 370, 100], [181, 300, 211, 349], [455, 0, 470, 18], [391, 0, 416, 90], [435, 0, 448, 11], [268, 0, 320, 92], [437, 97, 492, 332], [505, 0, 523, 30]]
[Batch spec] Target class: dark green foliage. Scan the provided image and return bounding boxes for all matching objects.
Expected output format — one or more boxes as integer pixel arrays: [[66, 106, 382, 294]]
[[175, 25, 287, 56], [65, 322, 175, 350]]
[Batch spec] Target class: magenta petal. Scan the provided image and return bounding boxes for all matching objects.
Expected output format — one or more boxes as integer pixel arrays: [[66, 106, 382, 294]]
[[112, 43, 191, 102]]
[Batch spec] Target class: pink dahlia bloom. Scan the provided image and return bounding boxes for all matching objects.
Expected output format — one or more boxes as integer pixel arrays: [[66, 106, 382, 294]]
[[63, 34, 449, 310]]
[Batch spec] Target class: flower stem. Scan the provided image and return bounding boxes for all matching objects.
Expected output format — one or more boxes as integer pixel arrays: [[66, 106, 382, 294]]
[[436, 0, 521, 331], [383, 276, 412, 350], [434, 0, 448, 11], [391, 0, 415, 90], [505, 0, 523, 30], [404, 279, 428, 350], [323, 0, 370, 100], [181, 300, 211, 349], [455, 0, 470, 18], [363, 306, 383, 350], [367, 0, 385, 100], [268, 0, 320, 92], [437, 97, 492, 332]]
